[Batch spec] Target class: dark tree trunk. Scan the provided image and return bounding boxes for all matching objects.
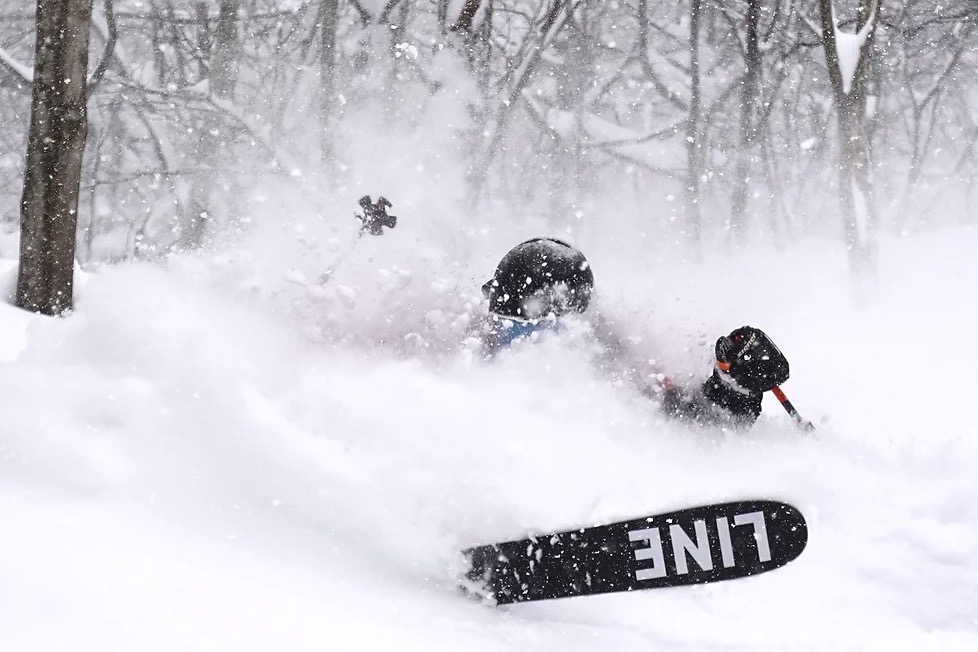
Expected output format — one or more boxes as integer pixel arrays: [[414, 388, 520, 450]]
[[685, 0, 704, 259], [16, 0, 95, 315], [195, 2, 211, 80], [437, 0, 449, 32], [184, 0, 239, 249], [728, 0, 761, 240], [211, 0, 239, 100], [151, 7, 166, 86], [453, 0, 489, 81], [470, 0, 573, 203], [319, 0, 339, 163], [818, 0, 881, 276], [549, 6, 592, 221], [452, 0, 483, 32]]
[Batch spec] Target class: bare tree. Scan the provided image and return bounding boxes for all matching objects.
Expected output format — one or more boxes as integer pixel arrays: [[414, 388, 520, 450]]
[[4, 0, 976, 268], [183, 0, 240, 249], [728, 0, 762, 241], [471, 0, 582, 200], [685, 0, 704, 258], [890, 11, 974, 233], [319, 0, 340, 163], [452, 0, 490, 84], [818, 0, 883, 275], [16, 0, 95, 315], [453, 0, 483, 32]]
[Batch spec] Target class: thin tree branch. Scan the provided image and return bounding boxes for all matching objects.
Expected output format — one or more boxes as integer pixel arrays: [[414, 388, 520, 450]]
[[451, 0, 483, 32], [377, 0, 406, 24], [346, 0, 372, 25], [88, 0, 117, 91]]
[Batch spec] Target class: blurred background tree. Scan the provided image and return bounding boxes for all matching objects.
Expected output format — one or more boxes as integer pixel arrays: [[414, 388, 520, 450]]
[[0, 0, 974, 284]]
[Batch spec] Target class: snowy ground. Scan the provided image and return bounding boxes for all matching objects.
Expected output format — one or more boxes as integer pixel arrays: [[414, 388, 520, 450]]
[[1, 221, 976, 651]]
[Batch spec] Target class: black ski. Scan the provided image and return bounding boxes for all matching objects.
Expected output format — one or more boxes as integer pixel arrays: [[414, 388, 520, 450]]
[[463, 499, 807, 605]]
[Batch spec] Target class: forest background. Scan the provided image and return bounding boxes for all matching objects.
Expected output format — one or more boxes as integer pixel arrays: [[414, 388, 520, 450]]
[[1, 0, 974, 286]]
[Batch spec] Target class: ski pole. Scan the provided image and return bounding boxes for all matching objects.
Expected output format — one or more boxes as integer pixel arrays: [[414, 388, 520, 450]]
[[314, 196, 398, 285], [771, 386, 815, 432]]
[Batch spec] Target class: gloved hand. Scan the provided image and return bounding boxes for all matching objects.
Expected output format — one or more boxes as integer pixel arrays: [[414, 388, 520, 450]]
[[714, 326, 789, 394]]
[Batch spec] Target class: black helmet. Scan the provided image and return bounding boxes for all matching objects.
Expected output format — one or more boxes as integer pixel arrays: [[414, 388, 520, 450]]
[[482, 238, 594, 319]]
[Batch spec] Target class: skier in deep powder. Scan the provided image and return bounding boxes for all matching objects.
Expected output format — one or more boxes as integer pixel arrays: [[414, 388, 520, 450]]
[[480, 238, 790, 427]]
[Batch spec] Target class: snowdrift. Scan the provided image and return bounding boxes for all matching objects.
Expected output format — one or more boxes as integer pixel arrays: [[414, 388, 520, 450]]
[[0, 224, 976, 651]]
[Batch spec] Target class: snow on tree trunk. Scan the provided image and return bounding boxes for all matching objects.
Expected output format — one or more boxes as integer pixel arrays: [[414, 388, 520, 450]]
[[818, 0, 880, 277], [16, 0, 95, 316]]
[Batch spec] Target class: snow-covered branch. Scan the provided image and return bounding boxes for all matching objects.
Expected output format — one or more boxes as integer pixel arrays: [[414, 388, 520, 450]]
[[817, 0, 881, 97], [830, 1, 879, 95], [523, 96, 682, 176]]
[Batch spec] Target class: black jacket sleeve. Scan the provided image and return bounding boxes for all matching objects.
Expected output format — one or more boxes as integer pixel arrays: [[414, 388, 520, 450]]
[[589, 315, 762, 427], [660, 370, 762, 427], [701, 370, 763, 424]]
